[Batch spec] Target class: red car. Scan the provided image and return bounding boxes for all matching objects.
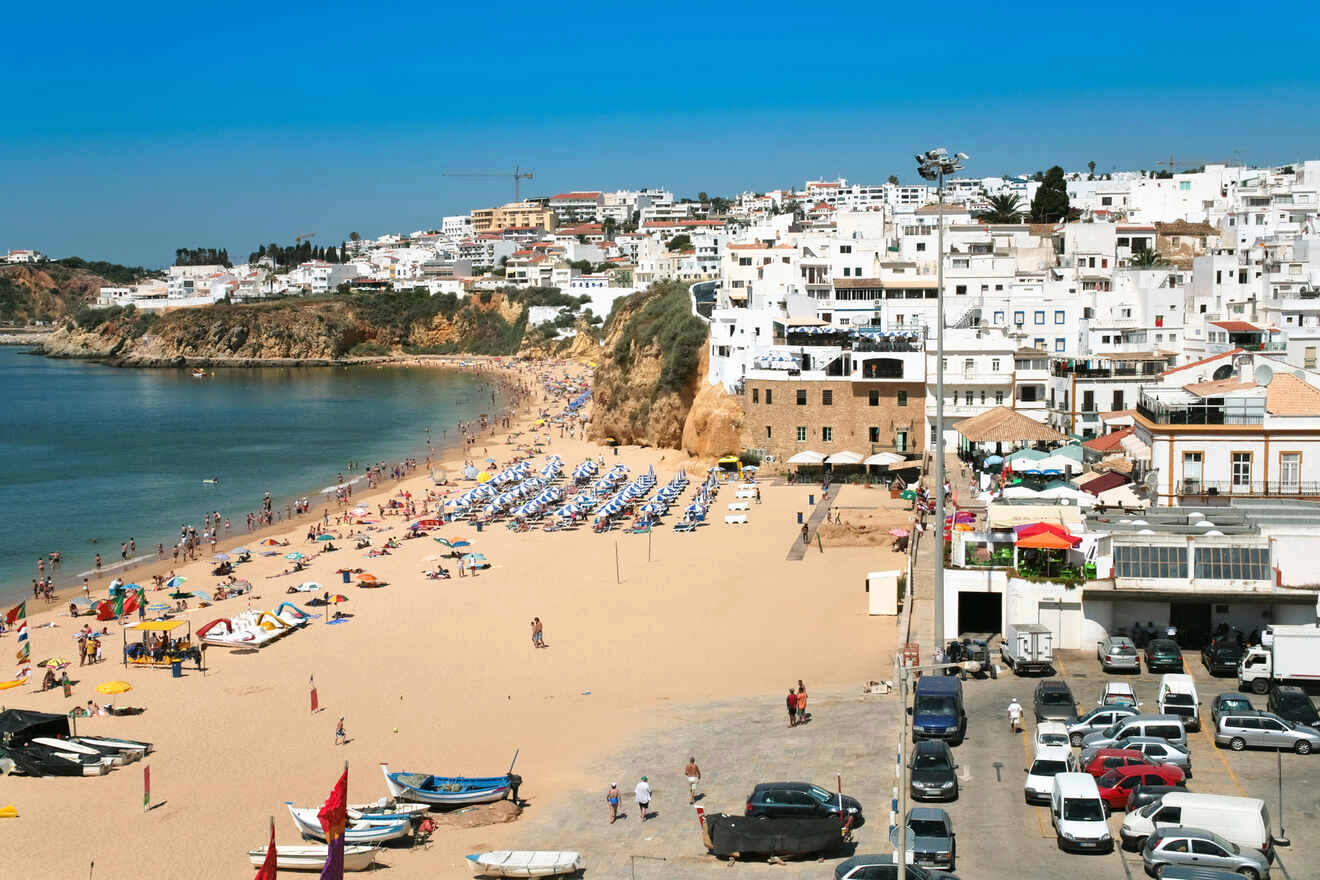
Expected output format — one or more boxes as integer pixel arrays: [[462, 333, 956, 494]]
[[1081, 748, 1151, 778], [1095, 764, 1185, 809]]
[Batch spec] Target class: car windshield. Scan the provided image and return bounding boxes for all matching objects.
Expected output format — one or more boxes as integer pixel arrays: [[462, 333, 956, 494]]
[[1205, 832, 1239, 854], [1030, 759, 1067, 776], [1038, 732, 1069, 746], [1097, 769, 1122, 787], [1220, 697, 1250, 711], [808, 785, 835, 803], [1164, 693, 1194, 706], [1139, 801, 1162, 818], [915, 695, 957, 715], [1277, 693, 1317, 716], [1100, 721, 1124, 737], [1111, 644, 1136, 655], [1150, 642, 1177, 655], [908, 819, 947, 837], [1063, 799, 1105, 821], [913, 751, 950, 770], [1039, 691, 1073, 705]]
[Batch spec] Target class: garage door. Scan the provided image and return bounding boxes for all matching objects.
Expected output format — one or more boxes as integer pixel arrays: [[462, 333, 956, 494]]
[[958, 591, 1001, 638]]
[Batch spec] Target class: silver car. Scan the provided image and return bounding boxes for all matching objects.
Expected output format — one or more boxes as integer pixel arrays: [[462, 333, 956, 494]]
[[1120, 736, 1193, 775], [1142, 827, 1270, 880], [1215, 710, 1320, 754], [1067, 706, 1138, 746], [1097, 635, 1140, 672]]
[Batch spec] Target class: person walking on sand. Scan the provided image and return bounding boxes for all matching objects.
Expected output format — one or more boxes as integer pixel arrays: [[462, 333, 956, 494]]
[[635, 776, 652, 821], [335, 716, 347, 745], [796, 686, 808, 726], [786, 688, 798, 727], [606, 783, 621, 823], [684, 757, 702, 804], [1007, 697, 1022, 734]]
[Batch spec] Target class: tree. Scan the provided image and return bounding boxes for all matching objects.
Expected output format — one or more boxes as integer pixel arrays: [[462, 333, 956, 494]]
[[697, 191, 709, 202], [666, 234, 692, 252], [349, 231, 360, 242], [1029, 166, 1070, 223], [710, 196, 731, 214], [980, 193, 1023, 224], [602, 217, 618, 240], [1129, 249, 1167, 268], [569, 259, 594, 272], [887, 175, 899, 185], [1087, 160, 1096, 179]]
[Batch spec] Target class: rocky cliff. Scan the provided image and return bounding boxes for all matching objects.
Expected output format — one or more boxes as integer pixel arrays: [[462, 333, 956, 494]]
[[680, 345, 745, 458], [0, 263, 130, 324]]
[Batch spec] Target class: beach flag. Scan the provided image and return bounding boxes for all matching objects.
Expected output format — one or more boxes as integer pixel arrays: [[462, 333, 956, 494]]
[[143, 765, 151, 811], [310, 674, 319, 713], [3, 601, 22, 626], [317, 766, 348, 880], [254, 816, 278, 880], [10, 602, 29, 679]]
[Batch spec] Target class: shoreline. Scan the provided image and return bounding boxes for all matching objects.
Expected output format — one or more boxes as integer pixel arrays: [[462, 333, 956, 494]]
[[5, 356, 541, 610]]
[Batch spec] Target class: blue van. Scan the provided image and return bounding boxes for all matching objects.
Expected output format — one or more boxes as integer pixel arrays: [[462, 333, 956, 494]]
[[912, 676, 966, 745]]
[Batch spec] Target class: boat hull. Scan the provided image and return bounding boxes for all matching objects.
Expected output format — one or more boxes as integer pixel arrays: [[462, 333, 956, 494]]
[[246, 845, 377, 872], [466, 850, 584, 878], [381, 762, 512, 806], [286, 804, 410, 844]]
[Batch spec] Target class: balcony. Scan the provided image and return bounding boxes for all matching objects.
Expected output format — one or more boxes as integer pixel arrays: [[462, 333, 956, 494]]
[[1051, 362, 1165, 379], [1137, 397, 1264, 426], [1178, 480, 1320, 499]]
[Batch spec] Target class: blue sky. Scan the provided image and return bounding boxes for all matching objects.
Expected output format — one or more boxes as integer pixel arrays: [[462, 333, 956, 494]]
[[3, 1, 1316, 267]]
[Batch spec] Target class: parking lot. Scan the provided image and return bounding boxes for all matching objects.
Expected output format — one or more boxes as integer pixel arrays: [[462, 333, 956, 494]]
[[948, 647, 1319, 880]]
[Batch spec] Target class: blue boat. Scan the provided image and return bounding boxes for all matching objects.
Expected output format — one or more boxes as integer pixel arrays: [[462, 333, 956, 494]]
[[381, 761, 519, 806]]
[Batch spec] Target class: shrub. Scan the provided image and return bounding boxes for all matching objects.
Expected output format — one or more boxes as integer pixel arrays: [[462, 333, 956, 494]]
[[609, 281, 706, 393]]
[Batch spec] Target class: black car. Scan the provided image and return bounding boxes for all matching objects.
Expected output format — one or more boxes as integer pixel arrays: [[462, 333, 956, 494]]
[[833, 857, 960, 880], [1269, 685, 1320, 729], [909, 740, 958, 801], [1200, 641, 1243, 676], [1123, 783, 1186, 813], [1145, 639, 1184, 672], [1210, 693, 1254, 730], [1033, 680, 1078, 722], [744, 781, 863, 823]]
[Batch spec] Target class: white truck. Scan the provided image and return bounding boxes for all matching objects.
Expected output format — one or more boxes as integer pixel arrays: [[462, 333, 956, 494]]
[[1002, 623, 1054, 675], [1238, 624, 1320, 695]]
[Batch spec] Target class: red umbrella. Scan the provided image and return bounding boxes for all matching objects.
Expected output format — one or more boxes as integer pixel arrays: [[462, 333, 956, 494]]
[[1016, 531, 1078, 550]]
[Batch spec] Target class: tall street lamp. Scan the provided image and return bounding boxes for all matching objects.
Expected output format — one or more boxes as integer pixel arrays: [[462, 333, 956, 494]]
[[915, 147, 968, 650]]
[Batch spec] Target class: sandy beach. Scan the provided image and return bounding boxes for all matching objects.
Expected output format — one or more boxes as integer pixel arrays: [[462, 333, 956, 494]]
[[0, 357, 908, 879]]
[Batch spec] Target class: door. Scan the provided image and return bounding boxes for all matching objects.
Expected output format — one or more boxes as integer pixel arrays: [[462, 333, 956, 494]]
[[1151, 805, 1181, 831], [1280, 453, 1300, 493], [896, 430, 908, 452], [1190, 838, 1235, 870], [1169, 602, 1212, 648], [1182, 452, 1202, 493], [1257, 716, 1288, 747]]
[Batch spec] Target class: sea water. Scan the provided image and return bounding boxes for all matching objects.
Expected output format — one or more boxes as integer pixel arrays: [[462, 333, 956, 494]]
[[0, 346, 500, 603]]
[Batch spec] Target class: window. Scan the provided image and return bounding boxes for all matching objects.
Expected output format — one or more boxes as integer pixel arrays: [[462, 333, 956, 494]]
[[1034, 338, 1045, 349], [1280, 452, 1301, 491], [796, 426, 807, 442], [822, 389, 833, 406], [765, 426, 772, 439], [1054, 310, 1065, 324], [1195, 545, 1270, 581], [963, 358, 975, 373], [1305, 346, 1316, 369], [765, 389, 772, 405], [955, 284, 967, 295], [1114, 544, 1188, 579], [1231, 451, 1252, 487], [991, 358, 1000, 372], [995, 391, 1004, 405], [839, 245, 852, 254], [963, 391, 974, 405], [897, 390, 907, 406], [739, 257, 752, 266], [994, 310, 1005, 324], [1112, 390, 1125, 411], [752, 388, 759, 404], [796, 389, 807, 406], [868, 426, 881, 443], [1013, 311, 1025, 325], [916, 242, 926, 252], [1055, 339, 1065, 352], [842, 267, 851, 277], [979, 390, 986, 404], [821, 426, 833, 442], [1034, 311, 1045, 325]]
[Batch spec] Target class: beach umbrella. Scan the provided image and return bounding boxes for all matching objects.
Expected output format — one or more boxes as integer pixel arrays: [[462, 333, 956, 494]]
[[37, 657, 71, 669], [71, 597, 95, 607], [146, 603, 171, 613], [192, 591, 213, 602], [332, 594, 349, 604], [462, 553, 487, 563], [486, 457, 497, 464], [95, 681, 133, 695], [742, 465, 759, 472], [285, 552, 306, 561], [259, 551, 279, 557], [165, 576, 187, 588], [476, 471, 493, 483], [315, 534, 335, 541], [231, 547, 249, 555], [168, 590, 191, 599], [888, 528, 910, 537], [212, 553, 230, 561], [357, 573, 379, 584], [260, 538, 282, 546]]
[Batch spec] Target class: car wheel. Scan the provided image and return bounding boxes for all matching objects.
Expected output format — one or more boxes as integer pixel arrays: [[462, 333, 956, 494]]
[[1230, 737, 1246, 751], [1238, 868, 1259, 880], [1154, 865, 1168, 879], [1295, 739, 1313, 755], [1126, 835, 1147, 852], [1251, 679, 1269, 695], [1071, 732, 1084, 747]]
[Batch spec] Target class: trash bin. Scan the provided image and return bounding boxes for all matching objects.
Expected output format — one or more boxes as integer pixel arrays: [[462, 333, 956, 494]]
[[476, 521, 484, 533], [171, 661, 182, 678], [796, 512, 803, 524], [341, 570, 351, 584], [613, 446, 618, 456], [809, 493, 815, 505]]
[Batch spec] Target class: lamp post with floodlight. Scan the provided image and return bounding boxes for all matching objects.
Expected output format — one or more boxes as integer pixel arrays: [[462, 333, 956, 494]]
[[915, 147, 968, 650]]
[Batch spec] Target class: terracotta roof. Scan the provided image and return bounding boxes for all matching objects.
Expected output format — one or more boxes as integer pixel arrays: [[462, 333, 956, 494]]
[[1155, 220, 1219, 237], [1081, 471, 1131, 496], [915, 203, 972, 215], [679, 219, 725, 226], [1117, 225, 1156, 232], [811, 201, 834, 212], [1184, 378, 1256, 397], [954, 407, 1066, 444], [550, 191, 602, 200], [1159, 349, 1240, 377], [1081, 427, 1133, 452], [1266, 373, 1320, 415], [1098, 454, 1134, 474], [1211, 320, 1270, 333]]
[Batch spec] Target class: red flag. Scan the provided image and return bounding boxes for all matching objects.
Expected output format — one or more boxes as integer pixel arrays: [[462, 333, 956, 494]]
[[4, 601, 23, 626], [310, 674, 319, 713], [318, 767, 348, 880], [254, 816, 278, 880], [143, 765, 151, 811]]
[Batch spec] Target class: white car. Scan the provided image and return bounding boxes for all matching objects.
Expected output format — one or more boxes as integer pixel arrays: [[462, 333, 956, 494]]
[[1035, 721, 1070, 750], [1099, 682, 1141, 709], [1025, 745, 1076, 804]]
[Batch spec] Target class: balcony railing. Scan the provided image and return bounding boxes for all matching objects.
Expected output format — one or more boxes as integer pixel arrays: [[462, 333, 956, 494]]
[[1137, 400, 1264, 425], [1178, 480, 1320, 497]]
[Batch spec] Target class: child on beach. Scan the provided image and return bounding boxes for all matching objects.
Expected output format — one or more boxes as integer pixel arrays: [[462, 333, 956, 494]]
[[335, 716, 347, 745]]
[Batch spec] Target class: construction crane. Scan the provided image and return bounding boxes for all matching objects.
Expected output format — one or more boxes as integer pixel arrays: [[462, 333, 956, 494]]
[[295, 232, 317, 244], [443, 165, 534, 202]]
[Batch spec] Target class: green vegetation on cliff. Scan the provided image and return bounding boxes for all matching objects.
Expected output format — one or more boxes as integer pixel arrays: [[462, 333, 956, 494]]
[[609, 281, 707, 392]]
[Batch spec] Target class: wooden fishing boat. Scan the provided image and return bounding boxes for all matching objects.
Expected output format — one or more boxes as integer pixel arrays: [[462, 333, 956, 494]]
[[466, 850, 584, 877], [285, 803, 411, 844], [380, 761, 517, 806], [245, 844, 377, 872]]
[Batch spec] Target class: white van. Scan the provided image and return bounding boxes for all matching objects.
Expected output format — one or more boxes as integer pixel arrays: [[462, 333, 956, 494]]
[[1050, 772, 1113, 852], [1026, 744, 1077, 804], [1158, 674, 1202, 732], [1120, 792, 1274, 862]]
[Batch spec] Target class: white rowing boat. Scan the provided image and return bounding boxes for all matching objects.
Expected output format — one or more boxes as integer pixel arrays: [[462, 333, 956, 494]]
[[246, 844, 377, 872], [285, 803, 412, 844], [466, 851, 584, 877]]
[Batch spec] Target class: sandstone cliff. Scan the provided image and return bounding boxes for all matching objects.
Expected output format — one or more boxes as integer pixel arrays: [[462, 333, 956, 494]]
[[0, 262, 131, 324], [680, 345, 745, 458]]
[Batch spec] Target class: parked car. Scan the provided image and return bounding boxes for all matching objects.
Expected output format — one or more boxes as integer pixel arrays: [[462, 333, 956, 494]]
[[888, 807, 956, 871], [1158, 673, 1202, 732], [1214, 710, 1320, 754], [1095, 764, 1185, 810], [1268, 685, 1320, 729], [1142, 828, 1270, 880], [744, 781, 863, 822], [1081, 748, 1151, 779], [1025, 745, 1077, 805], [832, 856, 960, 880], [1067, 706, 1138, 746], [1099, 681, 1142, 709], [1050, 772, 1113, 853], [1201, 641, 1244, 677], [1081, 714, 1189, 752], [1119, 736, 1193, 775], [1146, 639, 1185, 672], [1123, 783, 1187, 813], [1034, 680, 1078, 722], [1121, 792, 1275, 861], [1097, 635, 1141, 672], [1210, 694, 1255, 730], [1035, 721, 1070, 750], [909, 740, 959, 801], [1155, 868, 1248, 880]]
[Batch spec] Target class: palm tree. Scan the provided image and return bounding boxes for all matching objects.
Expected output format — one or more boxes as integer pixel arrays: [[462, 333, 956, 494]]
[[980, 193, 1023, 224], [1129, 249, 1167, 268]]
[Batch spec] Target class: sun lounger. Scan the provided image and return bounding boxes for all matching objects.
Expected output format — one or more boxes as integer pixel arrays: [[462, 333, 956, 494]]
[[673, 520, 696, 532], [727, 502, 750, 511], [723, 514, 748, 525]]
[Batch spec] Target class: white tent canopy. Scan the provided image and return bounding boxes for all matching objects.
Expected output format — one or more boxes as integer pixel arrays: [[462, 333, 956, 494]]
[[787, 450, 826, 464], [864, 452, 905, 466], [825, 450, 864, 465]]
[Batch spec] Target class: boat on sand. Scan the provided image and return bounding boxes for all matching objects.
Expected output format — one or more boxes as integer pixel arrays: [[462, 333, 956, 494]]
[[285, 803, 411, 844], [245, 844, 377, 872], [466, 851, 583, 877], [380, 761, 517, 806]]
